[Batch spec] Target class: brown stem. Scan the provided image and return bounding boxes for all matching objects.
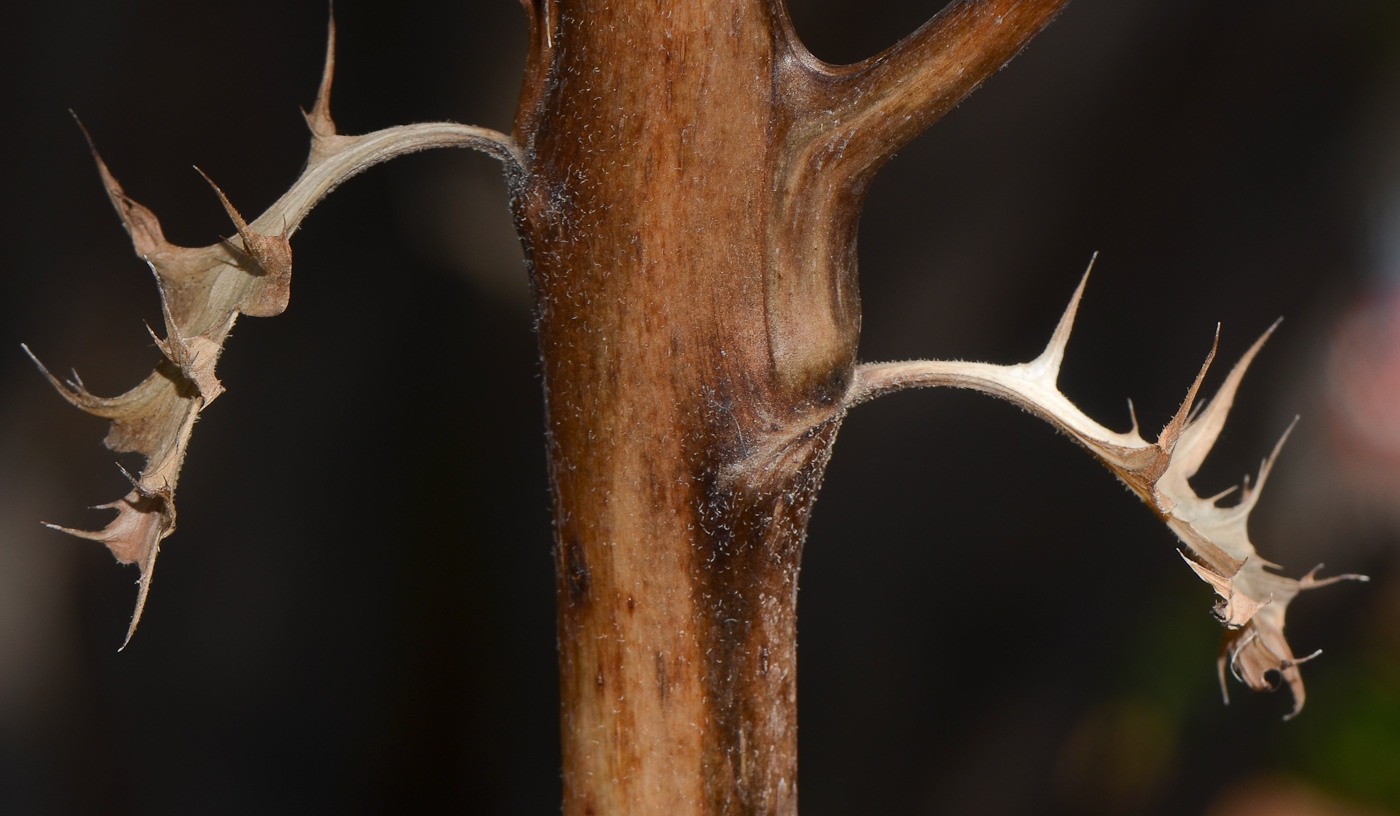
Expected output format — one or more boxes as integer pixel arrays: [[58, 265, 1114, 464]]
[[512, 3, 836, 813], [507, 0, 1073, 813], [513, 0, 558, 158]]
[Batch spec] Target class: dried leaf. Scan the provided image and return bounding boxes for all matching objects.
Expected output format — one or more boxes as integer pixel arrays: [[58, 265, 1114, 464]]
[[27, 13, 523, 646], [850, 259, 1366, 717]]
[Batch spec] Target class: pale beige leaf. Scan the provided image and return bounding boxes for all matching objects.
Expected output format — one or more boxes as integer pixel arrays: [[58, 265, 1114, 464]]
[[28, 13, 522, 646], [849, 261, 1366, 717]]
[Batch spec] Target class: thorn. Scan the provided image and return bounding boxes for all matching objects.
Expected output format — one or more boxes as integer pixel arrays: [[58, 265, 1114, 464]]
[[1185, 320, 1281, 456], [115, 462, 140, 488], [1120, 400, 1142, 436], [148, 259, 178, 319], [1024, 254, 1096, 385], [305, 4, 339, 139], [21, 343, 83, 402], [1298, 565, 1369, 589], [69, 110, 99, 156], [1205, 484, 1240, 504], [194, 168, 292, 285], [145, 321, 170, 355], [42, 521, 105, 542], [1251, 416, 1299, 500], [1283, 675, 1308, 720], [1284, 649, 1323, 669], [1227, 630, 1258, 683], [72, 116, 121, 201], [120, 539, 162, 651], [71, 117, 170, 258], [143, 276, 187, 365], [1217, 649, 1231, 705], [194, 167, 252, 236], [1159, 327, 1220, 447]]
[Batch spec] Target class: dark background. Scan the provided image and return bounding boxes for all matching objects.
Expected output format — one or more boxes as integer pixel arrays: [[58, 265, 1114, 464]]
[[2, 1, 1399, 814]]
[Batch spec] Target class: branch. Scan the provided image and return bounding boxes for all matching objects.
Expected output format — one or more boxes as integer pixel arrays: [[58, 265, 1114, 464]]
[[846, 258, 1365, 718], [785, 0, 1073, 184], [26, 12, 524, 647]]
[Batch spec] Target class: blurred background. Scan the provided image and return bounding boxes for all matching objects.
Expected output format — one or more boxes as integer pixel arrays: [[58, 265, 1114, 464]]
[[1, 0, 1398, 813]]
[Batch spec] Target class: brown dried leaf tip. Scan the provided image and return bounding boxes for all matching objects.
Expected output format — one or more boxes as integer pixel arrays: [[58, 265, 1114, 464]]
[[24, 124, 280, 647], [850, 259, 1367, 718], [26, 13, 524, 647]]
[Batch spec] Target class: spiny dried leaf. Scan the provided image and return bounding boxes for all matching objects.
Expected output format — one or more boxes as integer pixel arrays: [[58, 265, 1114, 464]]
[[850, 260, 1366, 717], [29, 13, 522, 646]]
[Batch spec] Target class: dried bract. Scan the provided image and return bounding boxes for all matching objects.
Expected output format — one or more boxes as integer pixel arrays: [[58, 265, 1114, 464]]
[[848, 260, 1365, 717], [26, 17, 522, 646]]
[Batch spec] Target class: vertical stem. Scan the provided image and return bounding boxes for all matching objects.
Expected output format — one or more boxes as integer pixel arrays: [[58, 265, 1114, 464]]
[[507, 0, 1075, 812], [513, 1, 846, 813]]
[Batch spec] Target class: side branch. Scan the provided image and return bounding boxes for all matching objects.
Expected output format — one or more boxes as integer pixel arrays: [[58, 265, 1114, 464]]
[[28, 14, 528, 647], [844, 263, 1364, 718], [260, 121, 525, 239], [795, 0, 1073, 181]]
